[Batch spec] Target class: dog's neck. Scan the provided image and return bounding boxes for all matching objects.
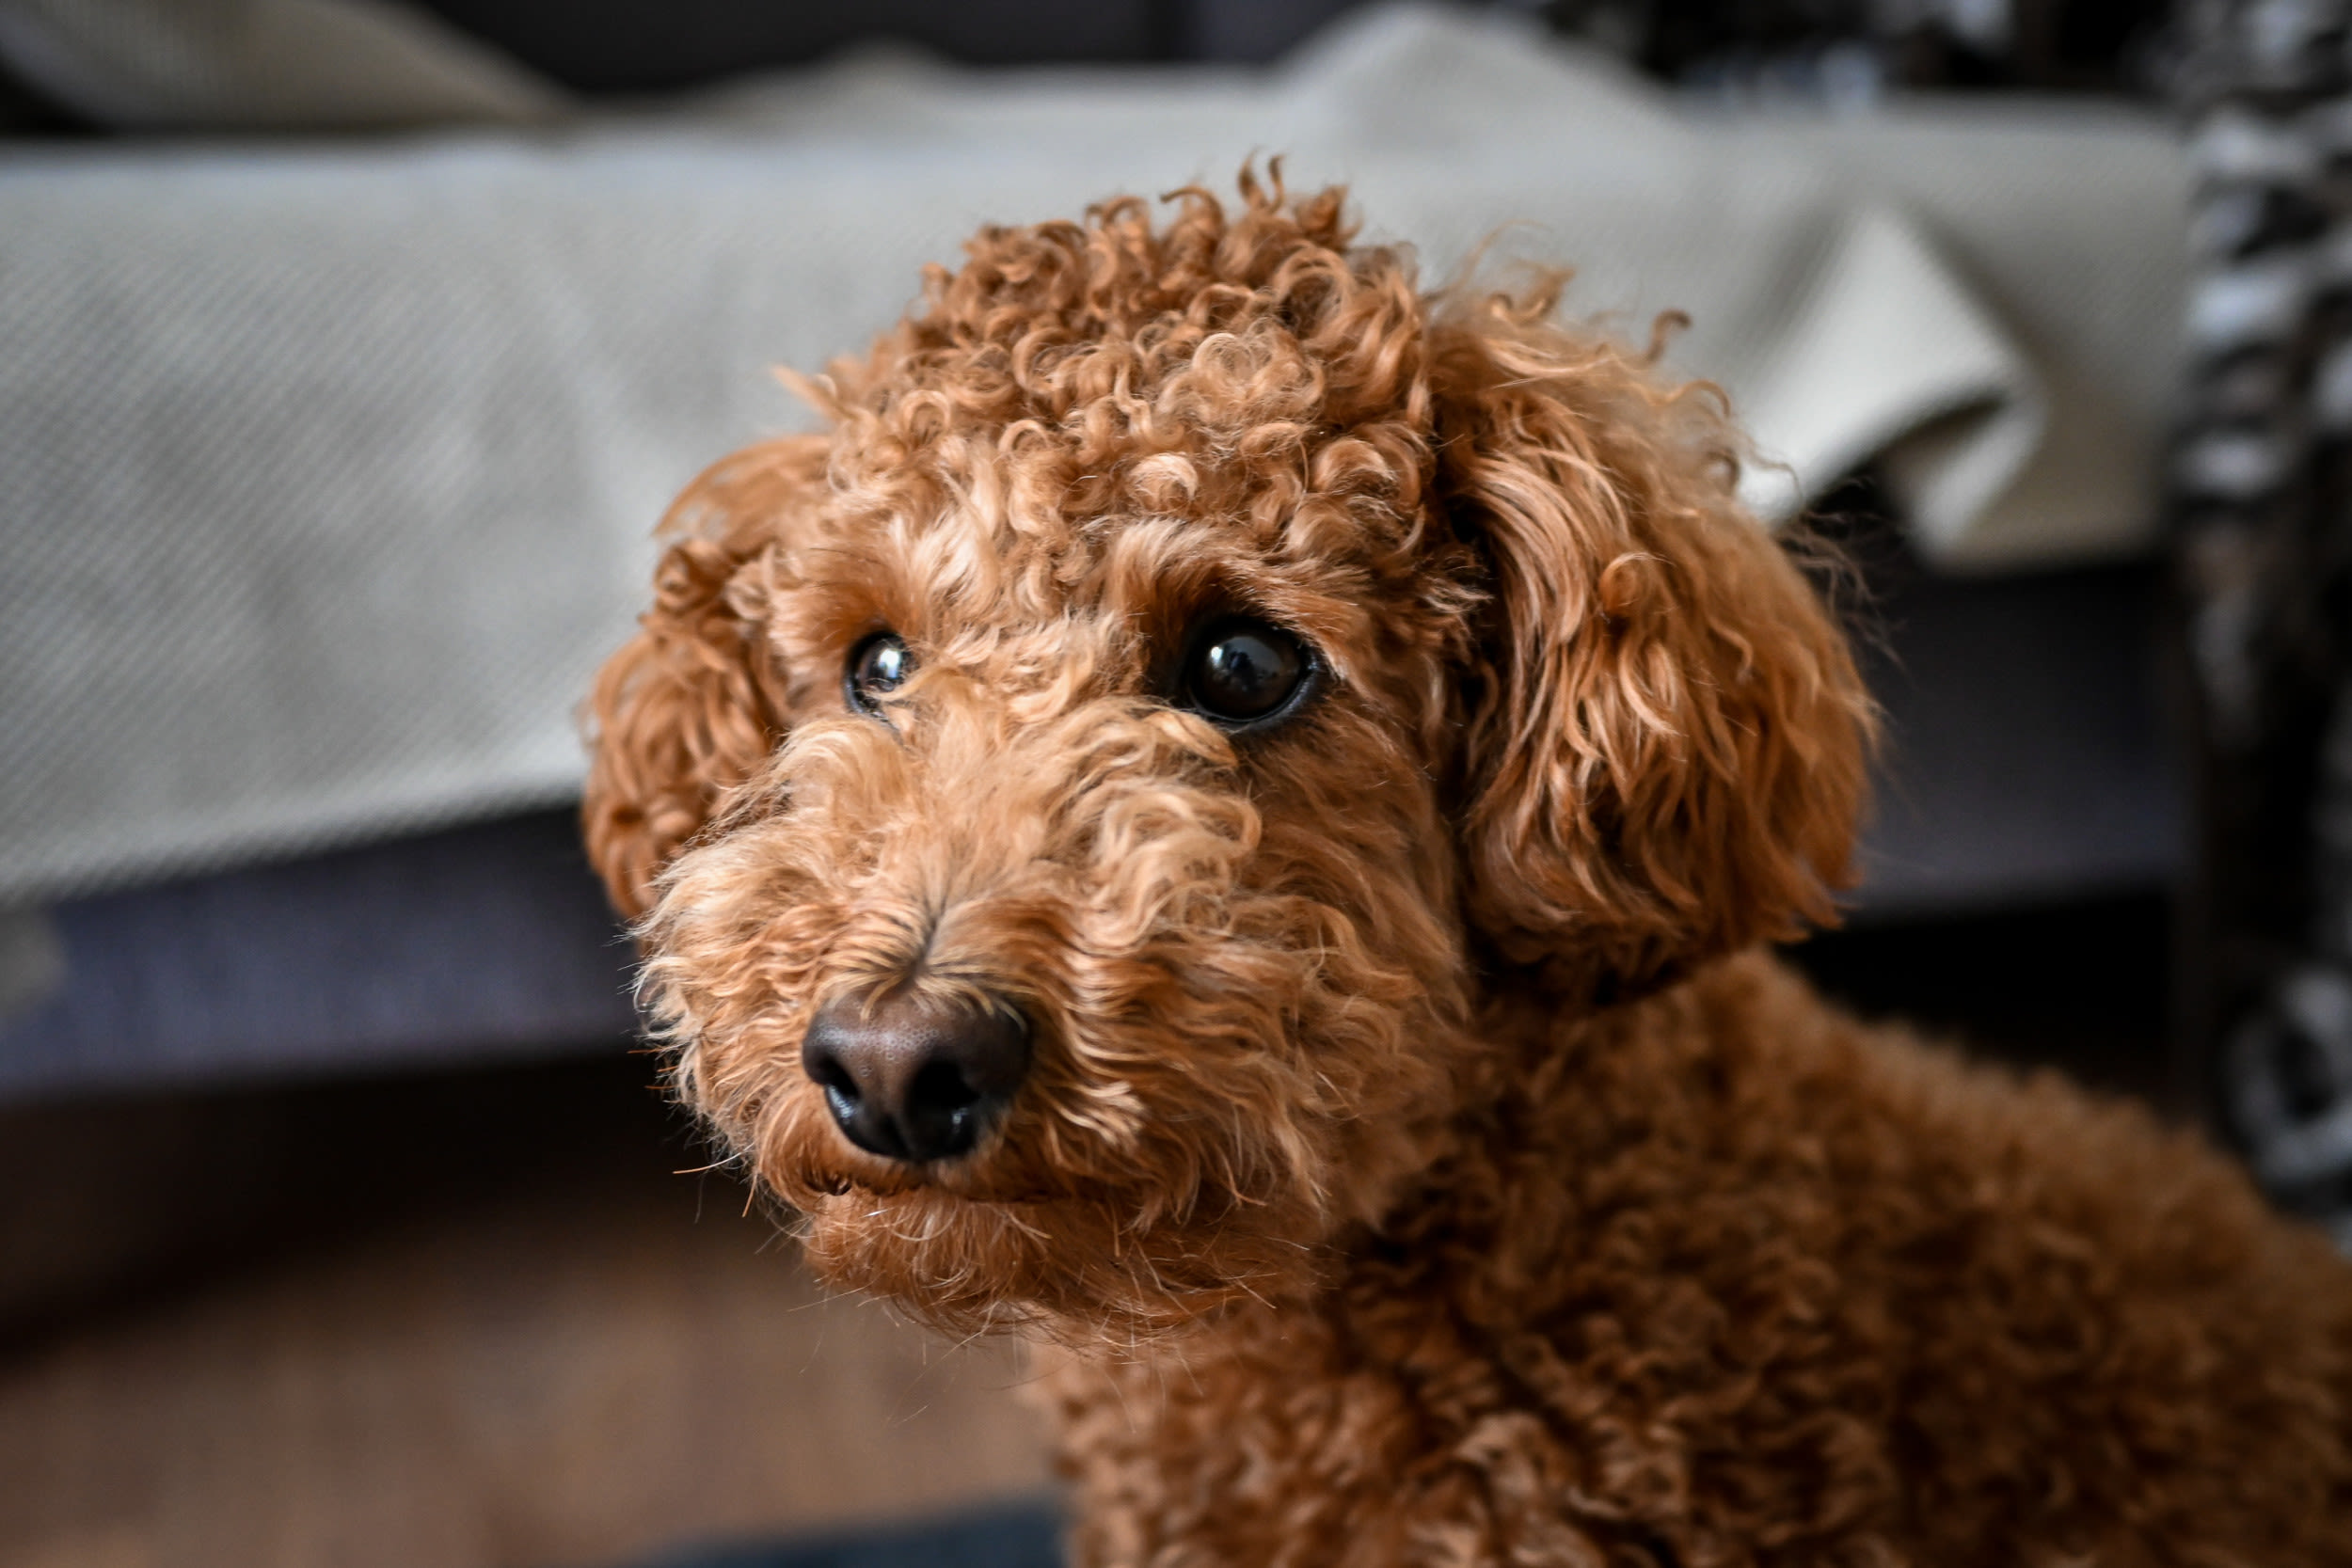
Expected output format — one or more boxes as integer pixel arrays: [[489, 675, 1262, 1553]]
[[1060, 952, 1769, 1360], [1340, 963, 1729, 1287]]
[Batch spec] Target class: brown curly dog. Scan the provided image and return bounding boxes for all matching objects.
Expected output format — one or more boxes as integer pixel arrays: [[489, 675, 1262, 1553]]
[[583, 173, 2352, 1565]]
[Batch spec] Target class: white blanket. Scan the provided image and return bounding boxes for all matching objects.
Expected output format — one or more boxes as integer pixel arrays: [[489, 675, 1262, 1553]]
[[0, 3, 2187, 902]]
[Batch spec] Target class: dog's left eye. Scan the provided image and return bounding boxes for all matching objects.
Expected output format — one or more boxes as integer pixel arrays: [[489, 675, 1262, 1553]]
[[1181, 617, 1311, 728], [846, 631, 914, 716]]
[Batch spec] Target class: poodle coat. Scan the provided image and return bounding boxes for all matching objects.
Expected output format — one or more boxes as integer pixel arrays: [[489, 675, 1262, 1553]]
[[584, 176, 2352, 1565]]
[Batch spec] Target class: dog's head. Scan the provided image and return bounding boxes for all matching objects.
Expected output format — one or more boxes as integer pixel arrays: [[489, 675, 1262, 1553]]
[[584, 175, 1869, 1338]]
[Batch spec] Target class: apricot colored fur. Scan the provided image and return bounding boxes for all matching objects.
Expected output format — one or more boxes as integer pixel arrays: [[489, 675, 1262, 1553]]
[[585, 173, 2352, 1564]]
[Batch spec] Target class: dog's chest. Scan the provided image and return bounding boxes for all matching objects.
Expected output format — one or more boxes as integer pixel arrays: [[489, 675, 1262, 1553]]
[[1026, 1301, 1727, 1568]]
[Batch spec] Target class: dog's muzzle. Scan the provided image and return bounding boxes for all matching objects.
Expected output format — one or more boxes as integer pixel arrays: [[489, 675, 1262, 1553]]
[[801, 990, 1031, 1164]]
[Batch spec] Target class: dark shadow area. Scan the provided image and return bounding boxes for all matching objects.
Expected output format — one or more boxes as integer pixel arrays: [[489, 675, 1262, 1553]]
[[0, 1049, 701, 1354], [417, 0, 1180, 88], [644, 1501, 1063, 1568], [1785, 891, 2179, 1114], [409, 0, 2168, 93], [1794, 477, 2186, 922]]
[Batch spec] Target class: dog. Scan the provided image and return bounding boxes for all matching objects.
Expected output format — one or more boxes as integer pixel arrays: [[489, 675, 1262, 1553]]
[[583, 173, 2352, 1565]]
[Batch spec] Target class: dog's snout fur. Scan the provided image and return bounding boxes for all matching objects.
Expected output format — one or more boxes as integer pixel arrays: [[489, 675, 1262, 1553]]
[[585, 172, 2352, 1567], [803, 990, 1029, 1164]]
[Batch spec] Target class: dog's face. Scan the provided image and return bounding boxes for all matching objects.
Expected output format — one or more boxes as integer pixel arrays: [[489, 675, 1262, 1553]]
[[585, 182, 1869, 1338]]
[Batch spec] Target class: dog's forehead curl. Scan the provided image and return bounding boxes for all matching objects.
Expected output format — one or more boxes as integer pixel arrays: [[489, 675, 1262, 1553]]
[[766, 191, 1452, 639]]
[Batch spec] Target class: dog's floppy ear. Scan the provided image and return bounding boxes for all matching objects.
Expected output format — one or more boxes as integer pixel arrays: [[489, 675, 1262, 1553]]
[[583, 435, 821, 920], [1431, 296, 1872, 996]]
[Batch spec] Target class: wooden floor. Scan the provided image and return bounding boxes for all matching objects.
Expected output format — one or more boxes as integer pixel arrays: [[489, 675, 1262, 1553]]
[[0, 1059, 1055, 1568]]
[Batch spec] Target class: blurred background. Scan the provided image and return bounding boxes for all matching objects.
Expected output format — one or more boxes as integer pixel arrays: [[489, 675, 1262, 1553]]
[[2, 0, 2347, 1563]]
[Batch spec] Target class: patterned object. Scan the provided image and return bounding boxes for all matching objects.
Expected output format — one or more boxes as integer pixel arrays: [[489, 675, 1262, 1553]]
[[2174, 0, 2352, 1244]]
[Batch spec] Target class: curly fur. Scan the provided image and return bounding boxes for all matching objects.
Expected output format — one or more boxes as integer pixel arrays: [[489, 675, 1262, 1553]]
[[585, 171, 2352, 1563]]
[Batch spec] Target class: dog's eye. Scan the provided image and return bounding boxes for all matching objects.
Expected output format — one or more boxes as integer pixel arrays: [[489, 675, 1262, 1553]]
[[846, 631, 914, 716], [1182, 617, 1311, 728]]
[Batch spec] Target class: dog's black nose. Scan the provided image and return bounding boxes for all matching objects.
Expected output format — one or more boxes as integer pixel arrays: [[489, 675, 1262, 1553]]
[[801, 991, 1030, 1164]]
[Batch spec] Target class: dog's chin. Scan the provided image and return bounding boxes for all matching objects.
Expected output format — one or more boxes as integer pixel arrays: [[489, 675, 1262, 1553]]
[[772, 1144, 1334, 1343]]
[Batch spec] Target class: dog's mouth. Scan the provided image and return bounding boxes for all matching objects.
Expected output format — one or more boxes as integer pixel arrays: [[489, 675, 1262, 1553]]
[[798, 1147, 1061, 1205], [785, 1147, 1336, 1338]]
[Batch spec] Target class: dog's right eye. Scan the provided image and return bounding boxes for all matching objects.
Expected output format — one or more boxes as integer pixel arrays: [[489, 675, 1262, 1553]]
[[845, 631, 914, 717], [1179, 616, 1314, 731]]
